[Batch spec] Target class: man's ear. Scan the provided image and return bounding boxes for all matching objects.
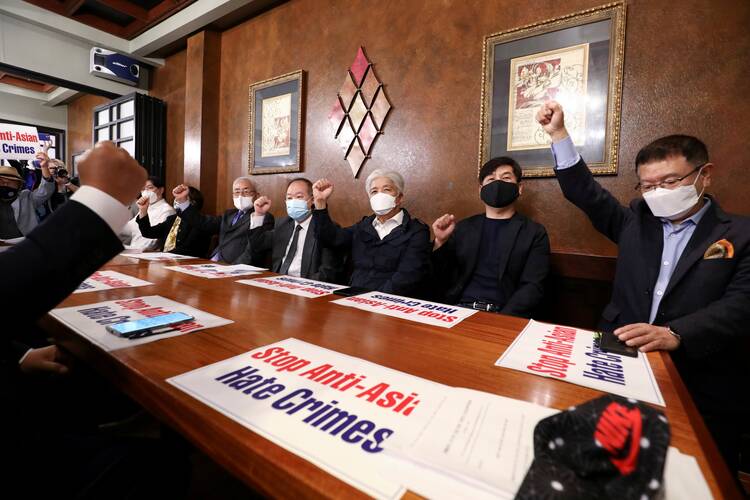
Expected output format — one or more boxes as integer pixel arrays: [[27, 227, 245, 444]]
[[700, 163, 714, 189], [518, 182, 524, 196]]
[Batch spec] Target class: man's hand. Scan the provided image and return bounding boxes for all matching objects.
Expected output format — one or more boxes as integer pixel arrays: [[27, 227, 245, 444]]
[[536, 101, 569, 142], [432, 214, 456, 250], [136, 194, 150, 217], [312, 179, 334, 209], [77, 141, 147, 207], [20, 345, 69, 375], [614, 323, 680, 352], [172, 184, 189, 204], [35, 150, 52, 179], [254, 195, 271, 215]]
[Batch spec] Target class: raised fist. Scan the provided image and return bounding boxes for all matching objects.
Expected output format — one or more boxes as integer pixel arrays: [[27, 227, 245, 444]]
[[432, 214, 456, 249], [77, 141, 147, 207], [312, 179, 334, 208], [172, 184, 190, 204], [254, 195, 271, 215], [535, 101, 568, 142], [136, 194, 150, 217]]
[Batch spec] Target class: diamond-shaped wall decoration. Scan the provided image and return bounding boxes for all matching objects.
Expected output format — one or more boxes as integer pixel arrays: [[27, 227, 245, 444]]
[[329, 46, 392, 177]]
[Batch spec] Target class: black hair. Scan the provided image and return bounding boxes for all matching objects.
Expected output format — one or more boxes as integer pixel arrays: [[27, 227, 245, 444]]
[[635, 135, 708, 171], [478, 157, 522, 184], [286, 177, 313, 195], [187, 186, 204, 211], [147, 176, 166, 190]]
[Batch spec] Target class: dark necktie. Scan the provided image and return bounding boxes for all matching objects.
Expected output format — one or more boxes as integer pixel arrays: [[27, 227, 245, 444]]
[[279, 224, 302, 275], [231, 210, 245, 226]]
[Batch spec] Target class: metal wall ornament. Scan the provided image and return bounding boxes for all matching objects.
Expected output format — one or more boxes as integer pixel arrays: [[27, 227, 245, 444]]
[[478, 2, 627, 178], [328, 47, 392, 178]]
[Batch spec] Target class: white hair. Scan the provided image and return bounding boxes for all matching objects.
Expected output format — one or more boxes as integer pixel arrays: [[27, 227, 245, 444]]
[[365, 169, 405, 195], [233, 176, 256, 188]]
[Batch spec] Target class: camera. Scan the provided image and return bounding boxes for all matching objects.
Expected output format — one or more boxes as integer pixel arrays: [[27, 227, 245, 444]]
[[55, 168, 69, 179]]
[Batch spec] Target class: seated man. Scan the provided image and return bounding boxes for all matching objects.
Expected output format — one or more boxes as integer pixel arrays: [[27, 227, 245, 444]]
[[0, 151, 54, 238], [120, 176, 175, 250], [536, 101, 750, 473], [136, 185, 212, 258], [251, 177, 343, 282], [312, 170, 431, 296], [431, 157, 550, 316], [174, 176, 274, 265]]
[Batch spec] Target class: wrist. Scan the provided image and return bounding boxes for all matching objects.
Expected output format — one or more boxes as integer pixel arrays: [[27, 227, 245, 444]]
[[550, 128, 570, 143], [314, 200, 327, 210]]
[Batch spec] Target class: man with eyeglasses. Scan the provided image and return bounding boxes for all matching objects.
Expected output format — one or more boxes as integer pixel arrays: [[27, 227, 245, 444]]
[[536, 101, 749, 475], [174, 176, 274, 264]]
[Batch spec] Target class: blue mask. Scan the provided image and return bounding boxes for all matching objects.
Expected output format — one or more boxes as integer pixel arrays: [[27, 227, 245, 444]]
[[286, 198, 311, 221]]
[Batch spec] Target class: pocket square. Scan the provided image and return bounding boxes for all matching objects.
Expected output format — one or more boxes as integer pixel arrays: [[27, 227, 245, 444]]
[[703, 239, 734, 259]]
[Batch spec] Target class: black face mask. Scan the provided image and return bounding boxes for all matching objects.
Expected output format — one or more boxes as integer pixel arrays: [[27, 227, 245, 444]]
[[480, 180, 519, 208], [0, 186, 19, 203]]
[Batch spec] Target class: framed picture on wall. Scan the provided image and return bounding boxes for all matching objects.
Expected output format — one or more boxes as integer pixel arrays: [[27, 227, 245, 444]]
[[70, 151, 85, 177], [248, 70, 305, 174], [478, 2, 626, 177]]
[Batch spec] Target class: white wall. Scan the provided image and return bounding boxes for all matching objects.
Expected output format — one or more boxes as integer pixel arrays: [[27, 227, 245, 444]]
[[0, 92, 67, 130]]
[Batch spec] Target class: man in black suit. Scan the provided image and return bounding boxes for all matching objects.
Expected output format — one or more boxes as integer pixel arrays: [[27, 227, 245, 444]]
[[431, 157, 550, 317], [537, 101, 750, 474], [136, 185, 212, 258], [250, 178, 342, 283], [173, 177, 274, 265]]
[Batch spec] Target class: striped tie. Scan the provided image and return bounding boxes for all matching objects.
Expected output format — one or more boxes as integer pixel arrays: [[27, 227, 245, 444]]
[[164, 216, 181, 252]]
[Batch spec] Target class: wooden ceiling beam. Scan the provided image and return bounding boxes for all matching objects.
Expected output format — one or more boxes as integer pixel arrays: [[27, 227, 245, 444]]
[[98, 0, 149, 21]]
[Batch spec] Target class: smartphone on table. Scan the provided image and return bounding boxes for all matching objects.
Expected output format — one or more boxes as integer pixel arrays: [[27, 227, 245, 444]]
[[106, 312, 194, 339], [598, 330, 639, 358]]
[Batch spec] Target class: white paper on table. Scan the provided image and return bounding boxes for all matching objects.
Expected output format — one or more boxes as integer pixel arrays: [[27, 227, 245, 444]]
[[165, 263, 265, 279], [331, 291, 477, 328], [495, 320, 665, 406], [122, 252, 197, 261], [236, 275, 348, 298], [664, 447, 713, 500], [50, 295, 232, 351], [74, 270, 153, 293]]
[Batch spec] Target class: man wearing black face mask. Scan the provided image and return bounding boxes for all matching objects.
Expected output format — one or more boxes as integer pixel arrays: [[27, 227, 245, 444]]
[[431, 157, 550, 317]]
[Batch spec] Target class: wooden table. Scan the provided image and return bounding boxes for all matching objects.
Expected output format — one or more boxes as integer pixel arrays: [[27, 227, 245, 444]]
[[40, 257, 741, 499]]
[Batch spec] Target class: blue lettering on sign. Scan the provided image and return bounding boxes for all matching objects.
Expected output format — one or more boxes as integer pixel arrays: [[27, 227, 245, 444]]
[[581, 341, 626, 386]]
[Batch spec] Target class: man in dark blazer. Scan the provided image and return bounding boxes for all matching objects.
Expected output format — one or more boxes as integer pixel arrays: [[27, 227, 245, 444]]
[[173, 177, 274, 265], [135, 185, 212, 258], [537, 101, 750, 474], [431, 157, 550, 317], [250, 178, 342, 283]]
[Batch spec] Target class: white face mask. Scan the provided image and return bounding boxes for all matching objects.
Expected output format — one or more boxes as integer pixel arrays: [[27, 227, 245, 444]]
[[233, 196, 254, 211], [141, 190, 158, 204], [370, 192, 397, 216], [642, 168, 705, 220]]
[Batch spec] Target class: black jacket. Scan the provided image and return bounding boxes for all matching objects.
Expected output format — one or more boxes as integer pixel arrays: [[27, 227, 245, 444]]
[[557, 158, 750, 415], [179, 205, 274, 265], [136, 211, 211, 258], [249, 215, 343, 283], [432, 213, 550, 317], [313, 208, 431, 296]]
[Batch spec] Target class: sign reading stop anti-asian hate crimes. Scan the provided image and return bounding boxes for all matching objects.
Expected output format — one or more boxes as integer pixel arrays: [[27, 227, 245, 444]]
[[50, 295, 232, 352], [332, 292, 477, 328], [495, 320, 665, 406], [168, 338, 451, 499], [0, 124, 41, 161], [74, 270, 153, 293], [237, 275, 348, 298]]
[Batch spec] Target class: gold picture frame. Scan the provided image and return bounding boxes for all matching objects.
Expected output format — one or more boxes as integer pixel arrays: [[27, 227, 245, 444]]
[[248, 70, 305, 175], [478, 2, 627, 178]]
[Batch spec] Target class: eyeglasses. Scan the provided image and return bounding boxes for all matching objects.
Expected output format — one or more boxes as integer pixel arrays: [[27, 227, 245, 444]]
[[233, 189, 256, 196], [634, 163, 705, 193]]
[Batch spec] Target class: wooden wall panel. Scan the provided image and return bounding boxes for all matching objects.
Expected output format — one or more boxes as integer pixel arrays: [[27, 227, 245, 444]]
[[66, 93, 109, 167]]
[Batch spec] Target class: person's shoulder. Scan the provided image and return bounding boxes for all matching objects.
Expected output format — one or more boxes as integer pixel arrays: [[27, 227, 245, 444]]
[[456, 214, 484, 228], [513, 212, 548, 234]]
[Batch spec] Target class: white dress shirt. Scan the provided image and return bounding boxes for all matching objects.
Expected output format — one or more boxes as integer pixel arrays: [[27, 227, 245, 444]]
[[281, 215, 312, 277], [372, 209, 404, 240], [122, 198, 175, 251]]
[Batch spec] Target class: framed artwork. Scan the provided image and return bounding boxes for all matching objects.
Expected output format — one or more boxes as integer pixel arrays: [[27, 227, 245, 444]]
[[478, 2, 626, 177], [70, 151, 85, 177], [248, 70, 305, 174]]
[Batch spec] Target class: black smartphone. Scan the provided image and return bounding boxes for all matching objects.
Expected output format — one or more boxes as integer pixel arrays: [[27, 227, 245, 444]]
[[332, 286, 370, 297], [598, 330, 639, 358]]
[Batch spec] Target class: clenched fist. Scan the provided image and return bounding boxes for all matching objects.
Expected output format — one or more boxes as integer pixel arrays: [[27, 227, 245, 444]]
[[312, 179, 334, 209], [172, 184, 190, 204], [136, 194, 150, 217], [535, 101, 569, 142], [254, 195, 271, 215], [432, 214, 456, 250], [77, 141, 147, 207]]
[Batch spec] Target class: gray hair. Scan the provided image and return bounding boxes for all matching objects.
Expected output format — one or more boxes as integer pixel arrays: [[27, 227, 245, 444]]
[[364, 169, 405, 195], [233, 176, 256, 188]]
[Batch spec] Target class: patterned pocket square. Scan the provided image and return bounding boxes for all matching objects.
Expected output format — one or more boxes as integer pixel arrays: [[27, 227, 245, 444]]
[[703, 239, 734, 259]]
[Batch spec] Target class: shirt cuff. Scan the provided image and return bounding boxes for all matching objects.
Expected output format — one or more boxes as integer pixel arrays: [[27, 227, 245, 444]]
[[250, 214, 266, 230], [175, 200, 191, 212], [70, 186, 131, 235], [18, 348, 32, 365], [550, 136, 581, 170]]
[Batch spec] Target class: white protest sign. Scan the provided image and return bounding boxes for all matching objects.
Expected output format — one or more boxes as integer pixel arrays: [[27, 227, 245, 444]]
[[331, 291, 477, 328], [237, 275, 347, 298], [0, 123, 41, 161], [123, 252, 197, 261], [74, 270, 153, 293], [50, 295, 232, 351], [168, 338, 557, 499], [495, 320, 665, 406], [165, 263, 265, 279]]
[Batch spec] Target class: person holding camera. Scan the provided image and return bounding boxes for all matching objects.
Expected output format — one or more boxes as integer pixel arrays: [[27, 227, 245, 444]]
[[47, 160, 80, 212], [0, 145, 55, 238]]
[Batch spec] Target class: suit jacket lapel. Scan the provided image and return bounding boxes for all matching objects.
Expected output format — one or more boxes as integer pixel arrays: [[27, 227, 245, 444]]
[[641, 214, 664, 293], [463, 216, 483, 276], [300, 218, 316, 276], [664, 204, 729, 297], [272, 219, 293, 273], [495, 216, 523, 281]]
